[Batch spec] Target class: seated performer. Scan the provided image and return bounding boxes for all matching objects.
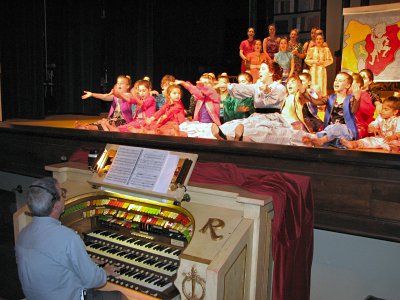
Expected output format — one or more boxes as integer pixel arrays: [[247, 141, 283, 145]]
[[218, 73, 255, 123], [176, 74, 221, 126], [75, 75, 134, 130], [154, 74, 176, 110], [341, 96, 400, 151], [100, 84, 187, 137], [352, 73, 375, 138], [246, 39, 268, 83], [15, 177, 125, 300], [179, 62, 285, 139], [113, 79, 156, 129], [211, 75, 312, 145], [298, 72, 323, 132], [224, 61, 286, 114], [302, 72, 360, 147]]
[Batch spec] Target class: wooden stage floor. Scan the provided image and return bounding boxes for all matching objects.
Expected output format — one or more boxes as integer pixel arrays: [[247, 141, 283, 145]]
[[1, 114, 105, 128], [1, 114, 393, 154]]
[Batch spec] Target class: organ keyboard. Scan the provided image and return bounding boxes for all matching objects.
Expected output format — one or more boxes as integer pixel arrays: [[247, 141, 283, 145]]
[[14, 145, 274, 300], [58, 187, 194, 299]]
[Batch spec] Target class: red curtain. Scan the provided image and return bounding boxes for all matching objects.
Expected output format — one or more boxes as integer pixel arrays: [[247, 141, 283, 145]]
[[190, 162, 314, 300]]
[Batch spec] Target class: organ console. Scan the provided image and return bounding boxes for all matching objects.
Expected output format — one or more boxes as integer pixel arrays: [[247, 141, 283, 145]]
[[14, 144, 274, 300]]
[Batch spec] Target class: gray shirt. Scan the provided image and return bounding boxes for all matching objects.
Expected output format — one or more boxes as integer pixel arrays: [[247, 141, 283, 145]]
[[15, 217, 106, 300], [228, 81, 286, 109]]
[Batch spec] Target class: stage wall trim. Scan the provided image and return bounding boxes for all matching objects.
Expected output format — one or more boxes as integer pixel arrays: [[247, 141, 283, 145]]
[[342, 3, 400, 82]]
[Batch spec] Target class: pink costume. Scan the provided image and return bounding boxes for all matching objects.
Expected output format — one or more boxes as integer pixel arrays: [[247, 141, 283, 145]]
[[354, 91, 375, 138], [239, 39, 255, 72], [108, 96, 134, 123], [356, 115, 400, 151], [182, 82, 221, 126], [118, 95, 156, 130], [246, 52, 268, 83], [149, 100, 186, 129]]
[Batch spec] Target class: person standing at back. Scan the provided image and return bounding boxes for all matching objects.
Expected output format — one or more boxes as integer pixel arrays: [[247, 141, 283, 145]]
[[15, 177, 125, 300], [263, 23, 280, 61], [304, 33, 333, 96], [239, 27, 256, 72]]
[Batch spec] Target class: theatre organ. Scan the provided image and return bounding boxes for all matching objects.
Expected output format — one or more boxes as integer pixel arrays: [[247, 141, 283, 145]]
[[14, 144, 274, 300]]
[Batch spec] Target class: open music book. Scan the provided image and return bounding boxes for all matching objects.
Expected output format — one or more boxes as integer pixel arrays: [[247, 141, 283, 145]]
[[104, 146, 179, 193], [92, 144, 197, 198]]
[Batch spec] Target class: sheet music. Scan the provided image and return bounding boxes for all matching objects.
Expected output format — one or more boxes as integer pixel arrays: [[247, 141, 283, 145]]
[[127, 149, 168, 190], [104, 146, 142, 185], [153, 154, 179, 193], [104, 145, 179, 193]]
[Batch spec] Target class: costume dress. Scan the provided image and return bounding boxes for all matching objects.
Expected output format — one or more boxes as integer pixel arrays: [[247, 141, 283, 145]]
[[120, 100, 185, 137], [304, 46, 333, 96], [147, 100, 186, 135], [107, 95, 134, 124], [239, 39, 256, 72], [356, 115, 400, 151], [264, 37, 279, 60], [354, 91, 375, 138], [155, 93, 166, 110], [180, 93, 312, 145], [117, 95, 156, 130], [314, 94, 358, 143], [288, 41, 304, 76], [222, 94, 255, 122], [274, 51, 293, 83], [246, 52, 268, 82], [228, 81, 286, 112], [181, 82, 221, 126]]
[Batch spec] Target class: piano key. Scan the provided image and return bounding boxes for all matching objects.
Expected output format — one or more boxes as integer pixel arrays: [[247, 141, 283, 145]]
[[87, 231, 182, 260], [86, 245, 176, 276]]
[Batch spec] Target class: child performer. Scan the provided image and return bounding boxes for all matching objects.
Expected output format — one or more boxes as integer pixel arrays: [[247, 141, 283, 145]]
[[155, 74, 176, 110], [246, 39, 268, 83], [117, 79, 156, 130], [222, 72, 255, 122], [176, 74, 221, 126], [75, 75, 134, 130], [341, 96, 400, 151], [298, 72, 323, 132], [302, 72, 360, 147], [101, 84, 186, 137], [304, 33, 333, 96], [352, 73, 375, 138], [211, 75, 311, 144], [219, 61, 286, 114]]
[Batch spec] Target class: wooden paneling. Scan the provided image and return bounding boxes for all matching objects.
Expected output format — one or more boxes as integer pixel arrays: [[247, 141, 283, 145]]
[[1, 123, 400, 242]]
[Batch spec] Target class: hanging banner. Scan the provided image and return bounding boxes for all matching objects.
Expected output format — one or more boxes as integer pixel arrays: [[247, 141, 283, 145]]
[[342, 3, 400, 82]]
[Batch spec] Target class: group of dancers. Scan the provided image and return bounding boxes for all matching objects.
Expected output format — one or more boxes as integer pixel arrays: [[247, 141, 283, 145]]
[[74, 57, 400, 153], [73, 23, 399, 153], [239, 24, 333, 97]]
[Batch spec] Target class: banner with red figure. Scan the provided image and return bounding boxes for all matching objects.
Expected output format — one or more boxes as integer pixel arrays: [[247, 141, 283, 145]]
[[342, 3, 400, 82]]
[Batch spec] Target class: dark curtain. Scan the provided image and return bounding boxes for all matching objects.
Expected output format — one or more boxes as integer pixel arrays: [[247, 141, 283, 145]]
[[1, 0, 251, 120], [48, 0, 154, 115], [47, 0, 104, 115], [1, 0, 155, 119], [1, 0, 45, 119]]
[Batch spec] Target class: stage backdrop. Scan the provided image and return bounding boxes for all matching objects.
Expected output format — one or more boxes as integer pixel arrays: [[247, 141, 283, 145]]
[[342, 3, 400, 82]]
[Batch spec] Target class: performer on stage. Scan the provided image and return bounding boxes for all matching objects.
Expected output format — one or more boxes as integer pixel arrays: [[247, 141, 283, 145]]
[[341, 96, 400, 151], [304, 33, 333, 96], [239, 27, 256, 72], [211, 75, 313, 145], [100, 84, 187, 137], [75, 75, 135, 130]]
